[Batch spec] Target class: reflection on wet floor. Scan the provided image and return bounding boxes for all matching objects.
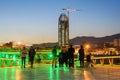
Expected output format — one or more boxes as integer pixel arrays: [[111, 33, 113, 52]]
[[0, 64, 120, 80]]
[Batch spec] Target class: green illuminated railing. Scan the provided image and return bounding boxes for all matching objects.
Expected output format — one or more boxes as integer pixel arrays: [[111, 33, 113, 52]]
[[0, 51, 59, 67], [0, 52, 29, 67]]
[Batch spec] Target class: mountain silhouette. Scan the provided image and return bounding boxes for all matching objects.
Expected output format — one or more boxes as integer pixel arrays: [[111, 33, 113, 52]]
[[33, 33, 120, 47], [70, 33, 120, 45]]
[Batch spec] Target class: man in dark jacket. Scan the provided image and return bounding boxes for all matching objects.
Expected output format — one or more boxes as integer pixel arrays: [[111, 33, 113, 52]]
[[78, 45, 85, 67], [29, 46, 36, 68], [68, 45, 75, 68]]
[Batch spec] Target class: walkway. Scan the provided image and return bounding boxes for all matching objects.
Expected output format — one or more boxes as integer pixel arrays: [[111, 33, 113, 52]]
[[0, 64, 120, 80]]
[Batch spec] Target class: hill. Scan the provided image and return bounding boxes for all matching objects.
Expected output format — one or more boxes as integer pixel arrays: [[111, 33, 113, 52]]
[[33, 33, 120, 47], [70, 33, 120, 45]]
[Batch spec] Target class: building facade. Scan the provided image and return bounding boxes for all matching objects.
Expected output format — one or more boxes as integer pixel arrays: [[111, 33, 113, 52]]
[[58, 13, 69, 47]]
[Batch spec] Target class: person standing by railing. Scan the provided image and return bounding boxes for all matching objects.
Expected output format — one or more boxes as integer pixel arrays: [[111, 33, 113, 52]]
[[21, 47, 27, 68], [68, 45, 75, 68], [78, 45, 85, 67], [28, 46, 36, 68]]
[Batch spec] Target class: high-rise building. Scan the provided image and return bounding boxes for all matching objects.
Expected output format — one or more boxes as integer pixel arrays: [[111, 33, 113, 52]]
[[58, 13, 69, 47]]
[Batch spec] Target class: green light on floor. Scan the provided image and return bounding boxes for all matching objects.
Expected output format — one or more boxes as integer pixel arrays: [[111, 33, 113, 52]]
[[6, 55, 9, 58], [13, 55, 16, 61], [75, 61, 80, 66], [0, 54, 1, 58], [57, 52, 59, 56], [63, 66, 69, 72], [77, 54, 79, 58], [49, 54, 53, 58]]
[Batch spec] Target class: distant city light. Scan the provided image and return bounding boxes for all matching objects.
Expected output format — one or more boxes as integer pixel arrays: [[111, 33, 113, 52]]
[[86, 44, 90, 49], [17, 41, 22, 45]]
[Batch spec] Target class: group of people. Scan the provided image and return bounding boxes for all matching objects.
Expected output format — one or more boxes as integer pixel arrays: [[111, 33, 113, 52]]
[[21, 45, 92, 68], [52, 45, 75, 68], [21, 46, 36, 68], [52, 45, 92, 68]]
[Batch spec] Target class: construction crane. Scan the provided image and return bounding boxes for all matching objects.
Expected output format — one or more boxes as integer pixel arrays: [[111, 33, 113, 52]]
[[62, 8, 80, 46], [62, 8, 80, 18]]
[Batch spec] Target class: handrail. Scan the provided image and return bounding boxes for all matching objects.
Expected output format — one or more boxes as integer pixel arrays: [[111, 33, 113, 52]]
[[91, 56, 120, 59], [91, 56, 120, 66]]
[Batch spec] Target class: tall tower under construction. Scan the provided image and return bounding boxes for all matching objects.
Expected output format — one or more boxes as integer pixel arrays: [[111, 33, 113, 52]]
[[58, 13, 69, 47]]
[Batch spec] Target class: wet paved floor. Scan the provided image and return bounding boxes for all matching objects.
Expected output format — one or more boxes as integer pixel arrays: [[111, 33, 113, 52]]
[[0, 64, 120, 80]]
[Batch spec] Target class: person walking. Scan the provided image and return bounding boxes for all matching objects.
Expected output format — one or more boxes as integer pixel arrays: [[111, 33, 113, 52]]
[[21, 47, 27, 68], [78, 45, 85, 67], [52, 46, 57, 68], [29, 46, 36, 68], [68, 45, 75, 68]]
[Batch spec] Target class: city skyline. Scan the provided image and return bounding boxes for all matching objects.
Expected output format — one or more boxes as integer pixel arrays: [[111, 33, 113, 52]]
[[0, 0, 120, 45]]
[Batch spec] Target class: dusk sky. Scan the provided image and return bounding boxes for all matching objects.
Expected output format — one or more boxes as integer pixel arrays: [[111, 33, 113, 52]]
[[0, 0, 120, 45]]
